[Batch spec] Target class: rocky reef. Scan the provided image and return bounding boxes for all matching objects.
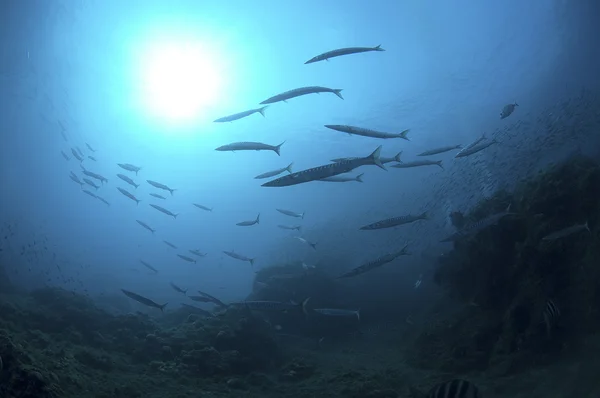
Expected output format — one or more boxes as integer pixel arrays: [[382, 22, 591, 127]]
[[2, 156, 600, 397], [412, 155, 600, 378]]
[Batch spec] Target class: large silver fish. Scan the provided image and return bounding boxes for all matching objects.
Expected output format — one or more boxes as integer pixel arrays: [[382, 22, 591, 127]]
[[276, 209, 304, 218], [117, 187, 141, 205], [214, 106, 268, 123], [117, 163, 142, 175], [147, 180, 176, 195], [391, 159, 443, 169], [231, 298, 309, 313], [117, 174, 139, 189], [262, 146, 384, 187], [223, 250, 255, 266], [417, 145, 462, 156], [337, 245, 410, 279], [325, 125, 410, 140], [441, 204, 515, 242], [305, 45, 384, 64], [121, 289, 167, 311], [150, 204, 178, 219], [360, 212, 428, 230], [236, 214, 260, 227], [455, 139, 497, 158], [136, 220, 155, 234], [255, 163, 294, 179], [193, 203, 212, 211], [319, 173, 364, 183], [260, 86, 343, 105], [215, 141, 285, 156]]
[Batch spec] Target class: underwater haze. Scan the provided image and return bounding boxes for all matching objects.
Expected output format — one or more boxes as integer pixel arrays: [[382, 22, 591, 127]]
[[2, 0, 600, 397]]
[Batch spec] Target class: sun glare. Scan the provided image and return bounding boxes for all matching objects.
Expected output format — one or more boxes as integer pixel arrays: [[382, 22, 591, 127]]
[[137, 39, 224, 125]]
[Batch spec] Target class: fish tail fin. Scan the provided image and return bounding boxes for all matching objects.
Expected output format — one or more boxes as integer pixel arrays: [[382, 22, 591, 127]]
[[437, 160, 444, 169], [505, 203, 512, 213], [301, 212, 305, 219], [310, 242, 317, 250], [173, 214, 178, 219], [394, 151, 403, 163], [275, 141, 285, 156], [585, 221, 591, 233], [259, 106, 269, 117], [159, 303, 168, 312], [368, 145, 386, 170], [333, 89, 344, 100], [356, 309, 361, 321], [301, 297, 311, 315], [398, 129, 410, 140], [374, 44, 384, 51], [250, 258, 255, 267], [136, 199, 141, 205], [401, 244, 410, 255], [297, 225, 302, 231], [457, 144, 463, 149], [356, 173, 364, 183], [134, 183, 139, 189], [420, 211, 428, 220], [170, 189, 176, 196], [286, 162, 294, 173], [256, 213, 260, 224], [151, 229, 155, 235]]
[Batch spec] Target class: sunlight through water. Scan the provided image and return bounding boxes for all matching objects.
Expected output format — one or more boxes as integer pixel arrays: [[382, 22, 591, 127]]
[[135, 38, 225, 127]]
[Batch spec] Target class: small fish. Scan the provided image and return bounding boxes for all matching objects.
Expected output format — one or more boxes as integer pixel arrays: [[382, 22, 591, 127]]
[[500, 102, 519, 119], [140, 260, 158, 273], [136, 220, 155, 234], [332, 151, 401, 165], [305, 45, 384, 64], [262, 146, 385, 188], [76, 146, 84, 158], [541, 221, 590, 241], [60, 150, 70, 161], [314, 307, 360, 320], [170, 282, 187, 295], [260, 86, 343, 105], [455, 140, 497, 158], [414, 274, 423, 289], [223, 250, 255, 266], [80, 165, 108, 184], [391, 160, 443, 169], [214, 106, 269, 122], [231, 299, 309, 313], [150, 204, 178, 219], [117, 163, 142, 175], [189, 249, 207, 257], [543, 299, 560, 337], [82, 189, 97, 199], [83, 178, 100, 190], [276, 209, 304, 219], [319, 173, 364, 183], [86, 143, 96, 152], [71, 148, 83, 162], [150, 193, 166, 200], [147, 180, 176, 195], [360, 212, 428, 230], [196, 290, 228, 308], [177, 254, 197, 263], [255, 163, 294, 179], [117, 187, 141, 205], [337, 245, 410, 279], [215, 141, 285, 156], [163, 241, 178, 249], [236, 213, 260, 227], [294, 236, 317, 250], [325, 125, 410, 140], [188, 295, 212, 303], [278, 225, 301, 231], [87, 156, 97, 161], [121, 289, 167, 312], [117, 174, 139, 189], [410, 379, 481, 398], [418, 145, 462, 156], [97, 196, 110, 206], [69, 173, 84, 187], [441, 204, 515, 242], [193, 203, 212, 211]]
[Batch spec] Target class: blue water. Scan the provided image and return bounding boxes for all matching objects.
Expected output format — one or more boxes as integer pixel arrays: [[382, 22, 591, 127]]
[[1, 0, 599, 311]]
